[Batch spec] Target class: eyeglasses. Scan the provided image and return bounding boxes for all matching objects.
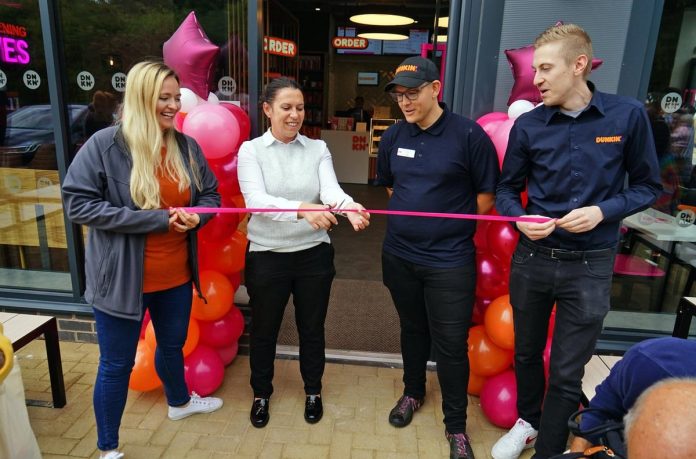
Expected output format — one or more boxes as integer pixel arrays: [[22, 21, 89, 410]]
[[389, 82, 431, 103]]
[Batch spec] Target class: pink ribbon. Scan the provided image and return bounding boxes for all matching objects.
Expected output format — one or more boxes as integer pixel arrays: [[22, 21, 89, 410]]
[[180, 207, 550, 224]]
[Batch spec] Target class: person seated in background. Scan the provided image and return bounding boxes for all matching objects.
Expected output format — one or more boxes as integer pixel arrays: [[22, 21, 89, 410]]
[[570, 337, 696, 453], [348, 96, 371, 129], [624, 378, 696, 459]]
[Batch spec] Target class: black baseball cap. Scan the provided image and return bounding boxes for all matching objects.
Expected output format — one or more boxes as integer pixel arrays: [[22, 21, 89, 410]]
[[385, 56, 440, 91]]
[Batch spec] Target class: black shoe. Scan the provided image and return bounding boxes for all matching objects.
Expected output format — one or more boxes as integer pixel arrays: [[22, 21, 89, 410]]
[[304, 395, 323, 424], [250, 398, 269, 428], [446, 431, 475, 459], [388, 395, 424, 427]]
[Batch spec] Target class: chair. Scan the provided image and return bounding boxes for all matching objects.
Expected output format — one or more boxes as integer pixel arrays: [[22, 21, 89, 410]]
[[612, 253, 666, 311], [673, 297, 696, 338]]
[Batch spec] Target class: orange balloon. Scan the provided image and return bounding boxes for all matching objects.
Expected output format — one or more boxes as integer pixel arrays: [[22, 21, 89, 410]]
[[129, 339, 162, 391], [468, 372, 487, 396], [230, 194, 247, 220], [468, 325, 513, 377], [200, 230, 247, 274], [484, 295, 515, 350], [192, 270, 234, 321], [144, 317, 200, 357]]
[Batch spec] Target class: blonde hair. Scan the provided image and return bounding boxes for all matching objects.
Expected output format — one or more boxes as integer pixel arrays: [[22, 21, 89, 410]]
[[121, 61, 197, 209], [534, 23, 593, 77]]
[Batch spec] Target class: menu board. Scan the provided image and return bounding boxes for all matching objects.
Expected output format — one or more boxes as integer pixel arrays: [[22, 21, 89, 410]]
[[382, 29, 429, 55], [336, 27, 382, 55]]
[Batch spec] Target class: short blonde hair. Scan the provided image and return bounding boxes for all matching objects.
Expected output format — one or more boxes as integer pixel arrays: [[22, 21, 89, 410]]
[[534, 23, 593, 77]]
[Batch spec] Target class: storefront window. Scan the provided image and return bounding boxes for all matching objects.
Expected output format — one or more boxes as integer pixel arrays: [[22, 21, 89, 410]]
[[610, 0, 696, 331], [0, 1, 72, 291]]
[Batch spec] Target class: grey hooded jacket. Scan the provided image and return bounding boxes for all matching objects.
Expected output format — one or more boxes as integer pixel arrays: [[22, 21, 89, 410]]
[[62, 126, 221, 320]]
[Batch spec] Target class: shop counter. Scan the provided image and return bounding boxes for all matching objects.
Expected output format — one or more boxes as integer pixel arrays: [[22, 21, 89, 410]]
[[321, 130, 369, 184]]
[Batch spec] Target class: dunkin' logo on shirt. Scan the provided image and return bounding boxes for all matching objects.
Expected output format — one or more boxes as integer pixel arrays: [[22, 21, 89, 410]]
[[396, 64, 418, 74], [595, 135, 623, 144]]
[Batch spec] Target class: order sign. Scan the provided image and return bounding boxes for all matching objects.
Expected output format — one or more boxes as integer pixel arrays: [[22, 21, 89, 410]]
[[332, 36, 368, 50], [264, 36, 297, 57]]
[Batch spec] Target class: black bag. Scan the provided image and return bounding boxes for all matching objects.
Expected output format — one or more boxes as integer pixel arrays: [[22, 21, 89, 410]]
[[549, 408, 627, 459]]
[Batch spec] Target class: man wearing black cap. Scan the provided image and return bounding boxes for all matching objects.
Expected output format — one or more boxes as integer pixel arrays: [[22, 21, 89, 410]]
[[376, 55, 499, 459]]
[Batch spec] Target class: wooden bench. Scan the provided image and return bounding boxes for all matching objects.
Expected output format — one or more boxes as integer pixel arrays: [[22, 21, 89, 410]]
[[582, 354, 622, 406], [0, 312, 66, 408]]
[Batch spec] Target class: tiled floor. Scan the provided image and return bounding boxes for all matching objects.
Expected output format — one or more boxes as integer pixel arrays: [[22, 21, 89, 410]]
[[18, 340, 535, 459]]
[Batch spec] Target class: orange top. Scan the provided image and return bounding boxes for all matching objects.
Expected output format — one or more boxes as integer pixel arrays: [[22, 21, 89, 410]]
[[143, 151, 192, 293]]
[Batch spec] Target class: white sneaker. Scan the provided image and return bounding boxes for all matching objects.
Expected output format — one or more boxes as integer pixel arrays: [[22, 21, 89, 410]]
[[100, 451, 124, 459], [491, 418, 538, 459], [168, 392, 223, 420]]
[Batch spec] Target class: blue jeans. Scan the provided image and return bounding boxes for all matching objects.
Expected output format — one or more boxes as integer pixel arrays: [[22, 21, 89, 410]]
[[93, 282, 193, 451], [382, 251, 476, 434], [510, 239, 615, 459]]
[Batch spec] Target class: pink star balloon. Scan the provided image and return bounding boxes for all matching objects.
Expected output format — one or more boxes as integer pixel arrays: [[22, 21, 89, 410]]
[[505, 44, 603, 105], [163, 11, 220, 99]]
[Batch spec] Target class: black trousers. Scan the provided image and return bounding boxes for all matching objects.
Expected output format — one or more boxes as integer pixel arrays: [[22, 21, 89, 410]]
[[246, 242, 335, 398], [510, 239, 615, 459], [382, 251, 476, 434]]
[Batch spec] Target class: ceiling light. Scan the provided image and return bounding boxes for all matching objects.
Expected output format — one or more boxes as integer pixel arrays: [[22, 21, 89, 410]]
[[350, 14, 414, 26], [315, 7, 320, 11], [436, 35, 447, 42], [358, 32, 408, 41], [438, 17, 449, 28]]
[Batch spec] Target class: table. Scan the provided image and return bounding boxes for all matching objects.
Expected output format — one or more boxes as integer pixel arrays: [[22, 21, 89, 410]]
[[582, 355, 622, 405], [621, 209, 696, 310], [0, 312, 65, 408]]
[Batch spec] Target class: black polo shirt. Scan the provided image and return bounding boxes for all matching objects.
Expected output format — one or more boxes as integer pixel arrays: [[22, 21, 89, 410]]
[[496, 82, 662, 250], [376, 103, 499, 268]]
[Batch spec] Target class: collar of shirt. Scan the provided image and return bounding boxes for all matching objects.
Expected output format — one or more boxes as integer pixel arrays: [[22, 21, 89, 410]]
[[261, 128, 308, 147], [541, 81, 607, 125], [406, 102, 450, 137]]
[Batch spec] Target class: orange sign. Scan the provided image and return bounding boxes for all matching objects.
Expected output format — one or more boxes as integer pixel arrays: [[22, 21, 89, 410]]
[[264, 36, 297, 57], [332, 36, 368, 50]]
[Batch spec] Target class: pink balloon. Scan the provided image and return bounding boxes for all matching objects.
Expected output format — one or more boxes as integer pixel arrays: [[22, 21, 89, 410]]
[[183, 344, 225, 396], [174, 112, 185, 132], [219, 102, 251, 143], [548, 307, 556, 338], [163, 12, 220, 99], [481, 369, 518, 428], [209, 155, 241, 199], [486, 221, 520, 262], [182, 103, 241, 160], [489, 119, 515, 170], [476, 112, 509, 126], [217, 341, 239, 366], [140, 310, 151, 339], [476, 253, 510, 299], [505, 44, 604, 106], [197, 306, 245, 348], [472, 296, 493, 325], [543, 336, 552, 381]]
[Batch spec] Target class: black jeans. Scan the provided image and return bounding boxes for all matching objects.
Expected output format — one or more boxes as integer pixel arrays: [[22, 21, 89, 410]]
[[382, 251, 476, 434], [246, 243, 335, 398], [510, 239, 615, 459]]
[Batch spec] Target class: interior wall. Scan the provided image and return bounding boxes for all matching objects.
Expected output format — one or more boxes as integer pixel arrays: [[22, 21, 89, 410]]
[[329, 54, 405, 120], [492, 0, 634, 112]]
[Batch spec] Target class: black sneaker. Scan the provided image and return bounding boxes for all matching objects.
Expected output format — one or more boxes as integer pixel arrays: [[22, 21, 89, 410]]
[[250, 398, 269, 428], [388, 395, 424, 427], [446, 431, 475, 459]]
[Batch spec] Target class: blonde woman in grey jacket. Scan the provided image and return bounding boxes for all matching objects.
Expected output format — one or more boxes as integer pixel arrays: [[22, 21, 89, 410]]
[[63, 61, 222, 459]]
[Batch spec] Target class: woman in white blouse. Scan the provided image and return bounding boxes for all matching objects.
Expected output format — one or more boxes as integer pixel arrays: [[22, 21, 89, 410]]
[[237, 77, 370, 428]]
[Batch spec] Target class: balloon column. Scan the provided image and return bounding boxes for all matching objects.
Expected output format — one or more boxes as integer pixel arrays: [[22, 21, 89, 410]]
[[129, 12, 251, 396]]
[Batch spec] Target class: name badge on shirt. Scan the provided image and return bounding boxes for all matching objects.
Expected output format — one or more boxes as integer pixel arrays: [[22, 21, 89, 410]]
[[397, 148, 416, 158]]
